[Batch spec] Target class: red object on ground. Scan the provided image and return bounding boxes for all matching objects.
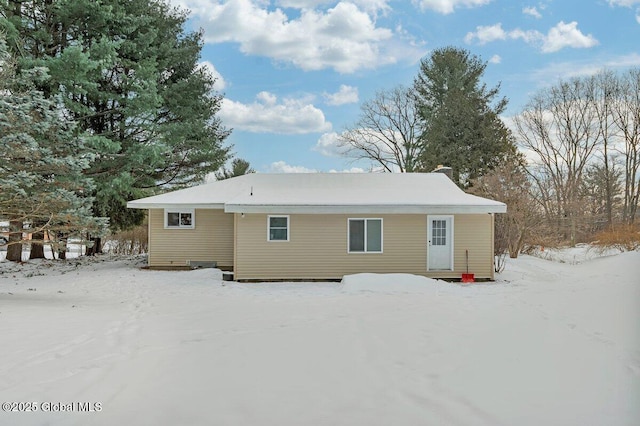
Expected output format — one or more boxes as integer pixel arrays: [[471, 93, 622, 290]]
[[462, 249, 475, 283]]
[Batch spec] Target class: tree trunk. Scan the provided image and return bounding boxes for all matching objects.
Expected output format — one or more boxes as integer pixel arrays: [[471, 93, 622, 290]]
[[29, 231, 46, 259], [603, 150, 613, 227], [631, 184, 640, 224], [6, 220, 22, 262], [55, 232, 67, 260], [85, 236, 103, 256]]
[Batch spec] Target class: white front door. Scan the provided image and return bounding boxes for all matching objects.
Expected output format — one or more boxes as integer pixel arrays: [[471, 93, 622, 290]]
[[428, 216, 453, 271]]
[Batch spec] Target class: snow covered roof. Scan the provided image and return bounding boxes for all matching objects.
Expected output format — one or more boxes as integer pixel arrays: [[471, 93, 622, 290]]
[[126, 173, 506, 214]]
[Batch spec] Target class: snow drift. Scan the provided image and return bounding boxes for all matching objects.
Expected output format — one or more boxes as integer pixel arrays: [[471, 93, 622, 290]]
[[1, 249, 639, 426], [341, 272, 450, 294]]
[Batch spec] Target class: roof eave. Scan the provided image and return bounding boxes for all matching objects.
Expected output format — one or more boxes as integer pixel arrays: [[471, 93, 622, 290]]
[[126, 202, 226, 210], [224, 204, 506, 214]]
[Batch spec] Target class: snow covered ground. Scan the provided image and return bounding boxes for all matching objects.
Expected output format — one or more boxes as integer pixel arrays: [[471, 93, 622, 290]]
[[0, 249, 638, 426]]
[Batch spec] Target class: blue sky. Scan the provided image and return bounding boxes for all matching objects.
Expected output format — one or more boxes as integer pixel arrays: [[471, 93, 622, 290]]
[[170, 0, 640, 174]]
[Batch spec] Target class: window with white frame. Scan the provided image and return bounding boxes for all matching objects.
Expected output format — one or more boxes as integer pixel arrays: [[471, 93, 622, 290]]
[[164, 209, 195, 229], [348, 218, 382, 253], [431, 219, 447, 245], [268, 215, 289, 241]]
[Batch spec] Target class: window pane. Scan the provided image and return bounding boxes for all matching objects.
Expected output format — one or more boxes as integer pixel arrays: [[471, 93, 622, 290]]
[[270, 217, 287, 228], [432, 219, 446, 245], [270, 228, 287, 241], [349, 220, 365, 252], [269, 217, 288, 241], [180, 213, 192, 226], [167, 212, 180, 227], [366, 219, 382, 252]]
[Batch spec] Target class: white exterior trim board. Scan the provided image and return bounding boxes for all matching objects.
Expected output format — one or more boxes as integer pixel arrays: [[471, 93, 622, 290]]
[[224, 204, 505, 215], [127, 202, 226, 210], [427, 215, 455, 272]]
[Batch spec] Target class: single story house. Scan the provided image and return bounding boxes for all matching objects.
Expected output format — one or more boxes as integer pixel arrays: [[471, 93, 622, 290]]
[[126, 173, 506, 281]]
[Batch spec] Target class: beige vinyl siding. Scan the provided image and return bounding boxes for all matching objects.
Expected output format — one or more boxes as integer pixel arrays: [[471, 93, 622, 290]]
[[451, 213, 494, 280], [148, 209, 234, 268], [234, 213, 494, 280]]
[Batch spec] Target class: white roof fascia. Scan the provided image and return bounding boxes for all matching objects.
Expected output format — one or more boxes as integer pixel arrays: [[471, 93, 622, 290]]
[[126, 202, 226, 210], [224, 203, 506, 215]]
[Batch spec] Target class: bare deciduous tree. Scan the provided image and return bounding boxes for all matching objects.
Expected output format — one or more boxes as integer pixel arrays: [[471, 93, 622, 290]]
[[514, 78, 601, 245], [470, 158, 541, 259], [610, 69, 640, 224], [338, 85, 421, 173], [591, 71, 619, 226]]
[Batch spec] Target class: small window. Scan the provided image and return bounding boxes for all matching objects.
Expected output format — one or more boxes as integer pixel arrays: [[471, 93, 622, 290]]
[[432, 219, 446, 246], [268, 215, 289, 241], [348, 218, 382, 253], [165, 209, 194, 229]]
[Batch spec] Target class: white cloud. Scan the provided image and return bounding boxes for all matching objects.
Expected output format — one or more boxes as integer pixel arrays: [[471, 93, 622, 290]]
[[267, 161, 364, 173], [489, 54, 501, 64], [256, 91, 277, 105], [323, 85, 359, 106], [348, 0, 392, 16], [277, 0, 392, 16], [464, 23, 542, 45], [465, 21, 597, 53], [608, 0, 640, 6], [412, 0, 492, 15], [313, 132, 345, 156], [464, 23, 507, 45], [197, 61, 226, 91], [329, 167, 367, 173], [179, 0, 417, 73], [267, 160, 367, 173], [220, 92, 332, 134], [522, 6, 542, 18], [606, 0, 640, 23], [276, 0, 331, 7], [530, 52, 640, 82], [541, 21, 598, 53], [508, 28, 544, 44], [268, 161, 318, 173]]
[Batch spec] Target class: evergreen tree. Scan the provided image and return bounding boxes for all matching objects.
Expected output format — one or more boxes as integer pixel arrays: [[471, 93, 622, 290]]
[[0, 35, 108, 261], [580, 163, 623, 233], [215, 159, 255, 180], [2, 0, 230, 251], [413, 47, 516, 187]]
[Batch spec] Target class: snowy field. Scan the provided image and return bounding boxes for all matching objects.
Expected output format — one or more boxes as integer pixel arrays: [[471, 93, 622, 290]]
[[0, 248, 639, 426]]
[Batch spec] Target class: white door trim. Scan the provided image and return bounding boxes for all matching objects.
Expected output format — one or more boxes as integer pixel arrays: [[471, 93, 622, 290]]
[[427, 215, 454, 271]]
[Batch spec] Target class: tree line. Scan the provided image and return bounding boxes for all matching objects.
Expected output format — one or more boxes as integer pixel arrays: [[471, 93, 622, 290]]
[[1, 1, 638, 265], [339, 46, 517, 187], [339, 47, 640, 259], [0, 0, 230, 261]]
